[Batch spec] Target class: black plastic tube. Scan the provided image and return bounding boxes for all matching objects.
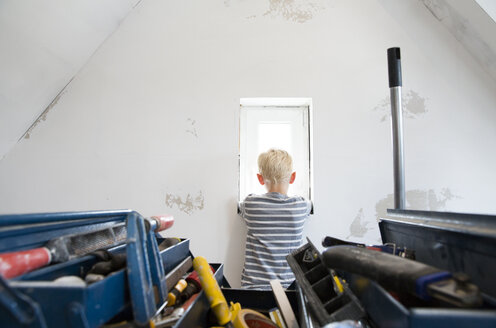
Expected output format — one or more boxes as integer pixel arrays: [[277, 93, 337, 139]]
[[388, 47, 402, 88]]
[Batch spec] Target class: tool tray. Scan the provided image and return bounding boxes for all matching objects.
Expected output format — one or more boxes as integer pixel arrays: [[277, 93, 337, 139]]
[[174, 286, 299, 328], [286, 239, 366, 326], [171, 261, 300, 328], [0, 210, 191, 328]]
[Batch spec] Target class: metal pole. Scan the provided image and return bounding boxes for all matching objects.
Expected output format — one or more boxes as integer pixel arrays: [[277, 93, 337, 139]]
[[388, 47, 405, 209]]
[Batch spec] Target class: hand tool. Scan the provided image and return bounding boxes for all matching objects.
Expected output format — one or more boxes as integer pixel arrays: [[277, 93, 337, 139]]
[[193, 256, 233, 327], [270, 280, 299, 328], [146, 215, 174, 233], [167, 278, 188, 306], [323, 246, 482, 308], [88, 252, 127, 276], [150, 256, 193, 318], [322, 236, 415, 259], [164, 257, 192, 292], [269, 308, 286, 328], [193, 256, 279, 328], [154, 293, 200, 328], [178, 265, 214, 304], [0, 215, 174, 279]]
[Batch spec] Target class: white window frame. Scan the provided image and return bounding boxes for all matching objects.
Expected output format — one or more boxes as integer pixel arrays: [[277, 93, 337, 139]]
[[238, 98, 314, 203]]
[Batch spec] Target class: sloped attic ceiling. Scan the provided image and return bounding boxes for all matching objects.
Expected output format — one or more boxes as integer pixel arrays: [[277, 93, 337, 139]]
[[421, 0, 496, 81], [0, 0, 140, 161], [0, 0, 495, 162]]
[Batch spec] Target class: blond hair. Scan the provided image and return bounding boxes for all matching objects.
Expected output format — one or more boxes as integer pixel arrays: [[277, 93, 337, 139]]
[[258, 149, 293, 185]]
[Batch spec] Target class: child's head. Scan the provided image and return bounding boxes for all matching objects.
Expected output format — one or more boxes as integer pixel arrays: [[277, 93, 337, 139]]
[[257, 149, 293, 186]]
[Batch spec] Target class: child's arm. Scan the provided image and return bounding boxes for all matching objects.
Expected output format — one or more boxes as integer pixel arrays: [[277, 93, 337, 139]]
[[238, 201, 246, 217], [304, 199, 313, 216]]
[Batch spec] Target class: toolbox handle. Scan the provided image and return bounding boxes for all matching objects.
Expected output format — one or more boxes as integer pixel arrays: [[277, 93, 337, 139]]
[[147, 215, 174, 232], [126, 212, 168, 326]]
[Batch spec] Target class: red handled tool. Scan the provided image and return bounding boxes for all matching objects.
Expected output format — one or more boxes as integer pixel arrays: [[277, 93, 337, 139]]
[[0, 215, 174, 279], [177, 265, 214, 304]]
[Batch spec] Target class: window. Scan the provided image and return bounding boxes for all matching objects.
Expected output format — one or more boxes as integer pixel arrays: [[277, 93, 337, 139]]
[[239, 98, 313, 202]]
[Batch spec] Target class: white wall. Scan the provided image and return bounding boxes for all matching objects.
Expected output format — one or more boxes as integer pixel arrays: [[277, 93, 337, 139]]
[[0, 0, 139, 160], [1, 0, 495, 287]]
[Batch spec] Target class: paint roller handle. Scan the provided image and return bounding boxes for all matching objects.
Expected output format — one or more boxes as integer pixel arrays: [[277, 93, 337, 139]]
[[0, 247, 51, 279], [147, 215, 174, 232], [387, 47, 402, 88], [193, 256, 232, 326]]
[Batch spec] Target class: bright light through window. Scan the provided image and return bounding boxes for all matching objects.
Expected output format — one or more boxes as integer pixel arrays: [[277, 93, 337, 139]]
[[258, 122, 292, 155], [239, 98, 313, 203]]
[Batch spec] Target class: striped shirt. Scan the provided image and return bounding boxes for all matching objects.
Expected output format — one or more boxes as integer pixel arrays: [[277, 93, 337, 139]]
[[239, 192, 312, 290]]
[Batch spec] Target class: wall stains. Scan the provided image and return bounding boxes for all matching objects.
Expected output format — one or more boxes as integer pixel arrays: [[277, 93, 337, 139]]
[[375, 188, 459, 222], [408, 188, 458, 209], [23, 90, 67, 140], [421, 0, 496, 81], [347, 188, 459, 241], [263, 0, 324, 23], [347, 208, 373, 239], [186, 118, 198, 138], [373, 90, 428, 122], [165, 191, 204, 215], [224, 0, 325, 23]]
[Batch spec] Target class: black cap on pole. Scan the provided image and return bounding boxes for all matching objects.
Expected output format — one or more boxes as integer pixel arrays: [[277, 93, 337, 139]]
[[387, 47, 402, 88]]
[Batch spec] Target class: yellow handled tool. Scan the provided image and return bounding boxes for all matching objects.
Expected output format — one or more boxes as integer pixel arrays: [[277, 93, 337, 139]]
[[193, 256, 279, 328], [193, 256, 233, 326]]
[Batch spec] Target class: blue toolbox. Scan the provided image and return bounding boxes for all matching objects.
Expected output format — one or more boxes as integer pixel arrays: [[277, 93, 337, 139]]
[[0, 209, 297, 328], [0, 209, 197, 327]]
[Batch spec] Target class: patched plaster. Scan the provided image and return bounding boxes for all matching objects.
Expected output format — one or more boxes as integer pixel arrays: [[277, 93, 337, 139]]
[[165, 191, 205, 215]]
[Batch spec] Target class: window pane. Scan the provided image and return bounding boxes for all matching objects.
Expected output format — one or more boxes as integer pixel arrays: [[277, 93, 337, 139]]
[[239, 101, 312, 202], [258, 122, 292, 154]]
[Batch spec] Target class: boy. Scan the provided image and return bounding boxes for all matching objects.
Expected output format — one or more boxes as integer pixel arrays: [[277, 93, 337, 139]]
[[239, 148, 312, 289]]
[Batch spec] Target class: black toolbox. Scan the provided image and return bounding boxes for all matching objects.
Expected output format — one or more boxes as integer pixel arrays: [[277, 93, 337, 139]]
[[319, 209, 496, 328]]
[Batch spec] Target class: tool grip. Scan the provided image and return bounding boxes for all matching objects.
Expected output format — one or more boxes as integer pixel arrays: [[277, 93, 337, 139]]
[[0, 247, 51, 279], [193, 256, 231, 326], [322, 246, 449, 300], [150, 215, 174, 232], [387, 47, 402, 88]]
